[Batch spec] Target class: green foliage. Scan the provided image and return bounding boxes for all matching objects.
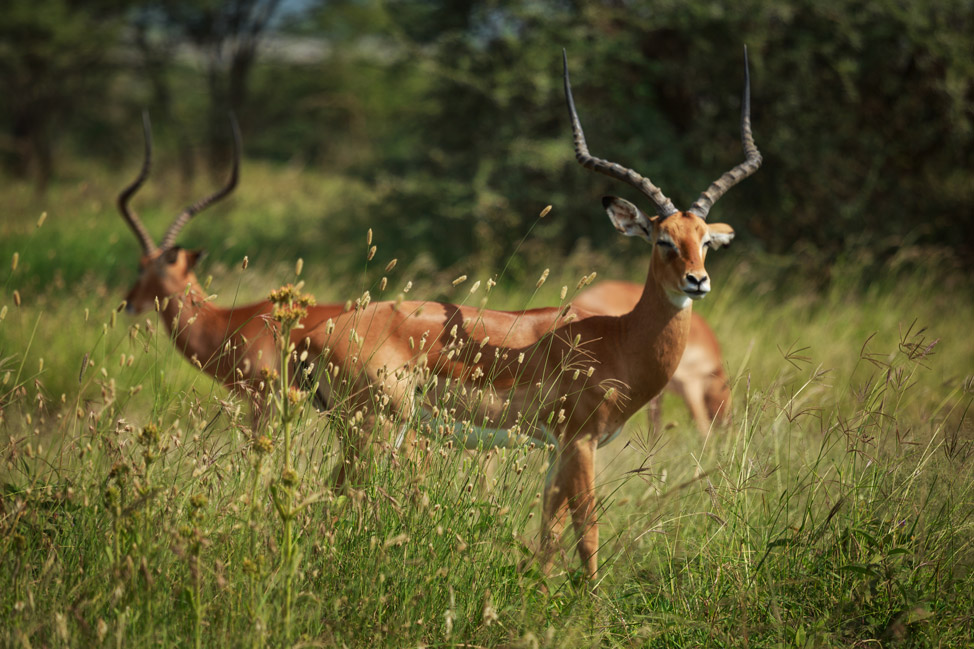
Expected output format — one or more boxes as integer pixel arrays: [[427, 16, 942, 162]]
[[339, 0, 974, 269], [0, 0, 131, 185], [3, 0, 972, 271]]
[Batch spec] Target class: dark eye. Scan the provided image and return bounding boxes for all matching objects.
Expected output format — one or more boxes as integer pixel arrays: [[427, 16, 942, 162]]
[[656, 239, 677, 255]]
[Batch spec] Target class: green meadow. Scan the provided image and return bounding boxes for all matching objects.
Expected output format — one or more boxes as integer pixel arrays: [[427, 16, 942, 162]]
[[1, 163, 972, 648]]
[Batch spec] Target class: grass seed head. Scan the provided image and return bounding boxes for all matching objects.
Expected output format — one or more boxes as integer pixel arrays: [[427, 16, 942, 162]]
[[356, 290, 371, 310], [253, 435, 274, 456], [281, 467, 298, 486], [108, 461, 130, 481], [139, 423, 160, 447], [241, 557, 257, 574], [576, 271, 598, 290], [287, 386, 307, 405]]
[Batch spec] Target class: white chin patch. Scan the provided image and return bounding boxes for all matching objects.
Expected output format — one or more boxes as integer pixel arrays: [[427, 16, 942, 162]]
[[668, 293, 693, 309]]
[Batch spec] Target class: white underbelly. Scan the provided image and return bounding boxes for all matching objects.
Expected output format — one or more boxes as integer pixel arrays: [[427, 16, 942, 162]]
[[407, 413, 625, 487], [422, 418, 624, 453]]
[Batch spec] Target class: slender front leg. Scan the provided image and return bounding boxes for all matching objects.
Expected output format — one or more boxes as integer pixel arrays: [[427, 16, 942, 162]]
[[540, 477, 570, 576], [541, 436, 599, 580], [646, 394, 663, 434], [566, 437, 599, 579], [332, 411, 373, 490], [334, 373, 418, 489]]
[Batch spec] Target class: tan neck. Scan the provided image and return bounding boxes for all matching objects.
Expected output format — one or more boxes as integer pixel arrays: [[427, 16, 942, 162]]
[[610, 255, 692, 416], [159, 276, 226, 368]]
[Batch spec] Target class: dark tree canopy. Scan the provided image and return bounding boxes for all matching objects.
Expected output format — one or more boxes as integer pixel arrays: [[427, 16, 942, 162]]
[[0, 0, 971, 268]]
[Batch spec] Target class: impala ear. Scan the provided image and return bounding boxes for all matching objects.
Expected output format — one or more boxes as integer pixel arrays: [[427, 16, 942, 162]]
[[162, 247, 181, 264], [602, 196, 654, 242], [706, 223, 735, 249]]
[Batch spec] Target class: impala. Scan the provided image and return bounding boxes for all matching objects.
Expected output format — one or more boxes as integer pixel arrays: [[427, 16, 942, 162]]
[[117, 114, 345, 424], [307, 48, 760, 579], [574, 280, 731, 435]]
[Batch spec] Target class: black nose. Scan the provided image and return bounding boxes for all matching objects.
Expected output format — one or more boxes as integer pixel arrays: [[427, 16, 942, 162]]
[[686, 272, 708, 287]]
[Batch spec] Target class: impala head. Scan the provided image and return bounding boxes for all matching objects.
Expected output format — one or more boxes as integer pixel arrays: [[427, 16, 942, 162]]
[[563, 48, 761, 308], [601, 197, 735, 308], [117, 112, 240, 315]]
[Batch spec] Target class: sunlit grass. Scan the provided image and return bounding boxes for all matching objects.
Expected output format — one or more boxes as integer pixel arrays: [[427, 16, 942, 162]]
[[1, 164, 972, 647]]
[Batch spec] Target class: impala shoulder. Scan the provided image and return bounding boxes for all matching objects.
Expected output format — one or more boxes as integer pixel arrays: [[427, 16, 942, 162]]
[[561, 304, 612, 331], [565, 303, 601, 320]]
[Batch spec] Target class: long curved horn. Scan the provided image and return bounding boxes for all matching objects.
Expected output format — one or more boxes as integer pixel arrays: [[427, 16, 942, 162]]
[[563, 50, 678, 219], [158, 114, 241, 250], [688, 46, 763, 220], [117, 111, 157, 254]]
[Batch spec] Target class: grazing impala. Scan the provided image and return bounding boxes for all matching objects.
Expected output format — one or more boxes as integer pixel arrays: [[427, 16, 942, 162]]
[[307, 48, 761, 580], [117, 114, 345, 424], [574, 280, 731, 434]]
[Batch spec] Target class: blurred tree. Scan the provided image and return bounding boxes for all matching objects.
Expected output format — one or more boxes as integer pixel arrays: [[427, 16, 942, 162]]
[[0, 0, 130, 191], [148, 0, 285, 175], [244, 0, 433, 171], [129, 3, 199, 194], [309, 0, 973, 273], [0, 0, 970, 269]]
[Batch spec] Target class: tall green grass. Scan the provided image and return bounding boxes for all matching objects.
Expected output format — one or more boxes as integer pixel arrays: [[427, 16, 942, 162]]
[[1, 166, 972, 647]]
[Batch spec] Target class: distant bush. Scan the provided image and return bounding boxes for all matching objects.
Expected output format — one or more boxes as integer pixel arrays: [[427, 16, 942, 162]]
[[0, 0, 971, 272]]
